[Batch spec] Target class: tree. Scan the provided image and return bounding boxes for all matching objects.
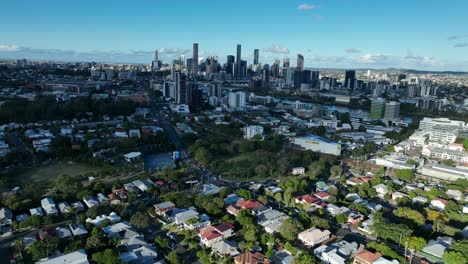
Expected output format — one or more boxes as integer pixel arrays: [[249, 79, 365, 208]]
[[394, 169, 415, 181], [279, 218, 303, 241], [308, 161, 325, 179], [167, 251, 182, 264], [393, 207, 425, 226], [92, 249, 121, 264], [451, 240, 468, 259], [236, 189, 252, 200], [129, 212, 151, 230], [292, 252, 317, 264], [336, 213, 347, 224], [402, 236, 426, 251], [155, 236, 169, 248], [443, 251, 467, 264], [330, 165, 343, 178]]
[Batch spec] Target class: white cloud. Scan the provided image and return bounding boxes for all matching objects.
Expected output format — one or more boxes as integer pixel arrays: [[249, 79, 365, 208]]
[[344, 48, 361, 54], [0, 45, 21, 52], [454, 43, 468, 48], [263, 44, 290, 54], [297, 4, 318, 11], [157, 48, 190, 54], [448, 35, 467, 40]]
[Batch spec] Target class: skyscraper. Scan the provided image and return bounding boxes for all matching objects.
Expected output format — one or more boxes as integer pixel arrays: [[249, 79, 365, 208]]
[[384, 101, 400, 120], [370, 98, 386, 119], [345, 70, 356, 89], [254, 49, 259, 65], [236, 44, 242, 79], [175, 72, 190, 105], [152, 50, 159, 71], [179, 53, 185, 66], [297, 54, 304, 71], [192, 43, 199, 75]]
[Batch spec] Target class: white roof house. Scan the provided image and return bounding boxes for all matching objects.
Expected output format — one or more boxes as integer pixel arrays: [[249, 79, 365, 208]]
[[83, 195, 99, 208], [298, 228, 331, 247], [30, 207, 44, 217], [41, 197, 59, 215], [58, 202, 72, 214], [124, 152, 142, 162], [36, 249, 89, 264], [69, 223, 88, 236], [55, 226, 72, 239], [0, 207, 13, 225], [86, 212, 121, 226]]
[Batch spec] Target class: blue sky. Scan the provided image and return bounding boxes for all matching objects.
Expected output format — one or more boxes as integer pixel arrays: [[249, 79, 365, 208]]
[[1, 0, 468, 71]]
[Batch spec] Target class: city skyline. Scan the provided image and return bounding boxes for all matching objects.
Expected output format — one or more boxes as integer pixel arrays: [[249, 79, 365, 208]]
[[1, 0, 468, 71]]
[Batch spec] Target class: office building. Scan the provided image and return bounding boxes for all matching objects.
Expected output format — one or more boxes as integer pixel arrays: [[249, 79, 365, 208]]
[[179, 53, 185, 66], [236, 44, 242, 79], [370, 98, 386, 119], [209, 83, 222, 98], [293, 135, 341, 156], [283, 58, 290, 68], [254, 49, 259, 65], [384, 101, 400, 120], [192, 43, 199, 75], [345, 70, 356, 90], [228, 91, 246, 109], [297, 54, 304, 71], [175, 72, 190, 105], [243, 125, 264, 140], [152, 50, 159, 71], [419, 117, 466, 131]]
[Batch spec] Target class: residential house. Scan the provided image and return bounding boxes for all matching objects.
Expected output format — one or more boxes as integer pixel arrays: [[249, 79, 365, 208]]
[[347, 212, 365, 225], [270, 250, 293, 264], [199, 226, 223, 247], [295, 194, 319, 205], [86, 212, 121, 226], [36, 249, 89, 264], [353, 250, 382, 264], [57, 202, 72, 214], [224, 194, 243, 205], [314, 191, 331, 201], [41, 197, 59, 215], [298, 228, 331, 247], [234, 252, 267, 264], [373, 184, 388, 199], [291, 167, 305, 175], [314, 240, 360, 264], [69, 223, 88, 236], [421, 236, 454, 261], [326, 204, 350, 217], [200, 184, 221, 196], [446, 189, 463, 201], [0, 207, 12, 226], [257, 209, 289, 233], [211, 240, 240, 257], [55, 226, 72, 239], [83, 195, 99, 208], [124, 152, 142, 162], [30, 207, 44, 217], [120, 245, 158, 263], [172, 209, 199, 225], [71, 201, 85, 212], [154, 201, 176, 216], [412, 196, 428, 204], [430, 198, 447, 211], [128, 129, 141, 138]]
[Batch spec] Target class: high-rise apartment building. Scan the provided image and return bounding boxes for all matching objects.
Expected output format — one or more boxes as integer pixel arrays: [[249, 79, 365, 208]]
[[297, 54, 304, 71], [370, 98, 386, 119], [384, 101, 400, 120], [175, 72, 190, 104], [192, 43, 199, 75], [254, 49, 259, 65]]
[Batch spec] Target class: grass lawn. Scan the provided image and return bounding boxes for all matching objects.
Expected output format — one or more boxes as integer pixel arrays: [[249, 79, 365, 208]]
[[16, 160, 102, 183]]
